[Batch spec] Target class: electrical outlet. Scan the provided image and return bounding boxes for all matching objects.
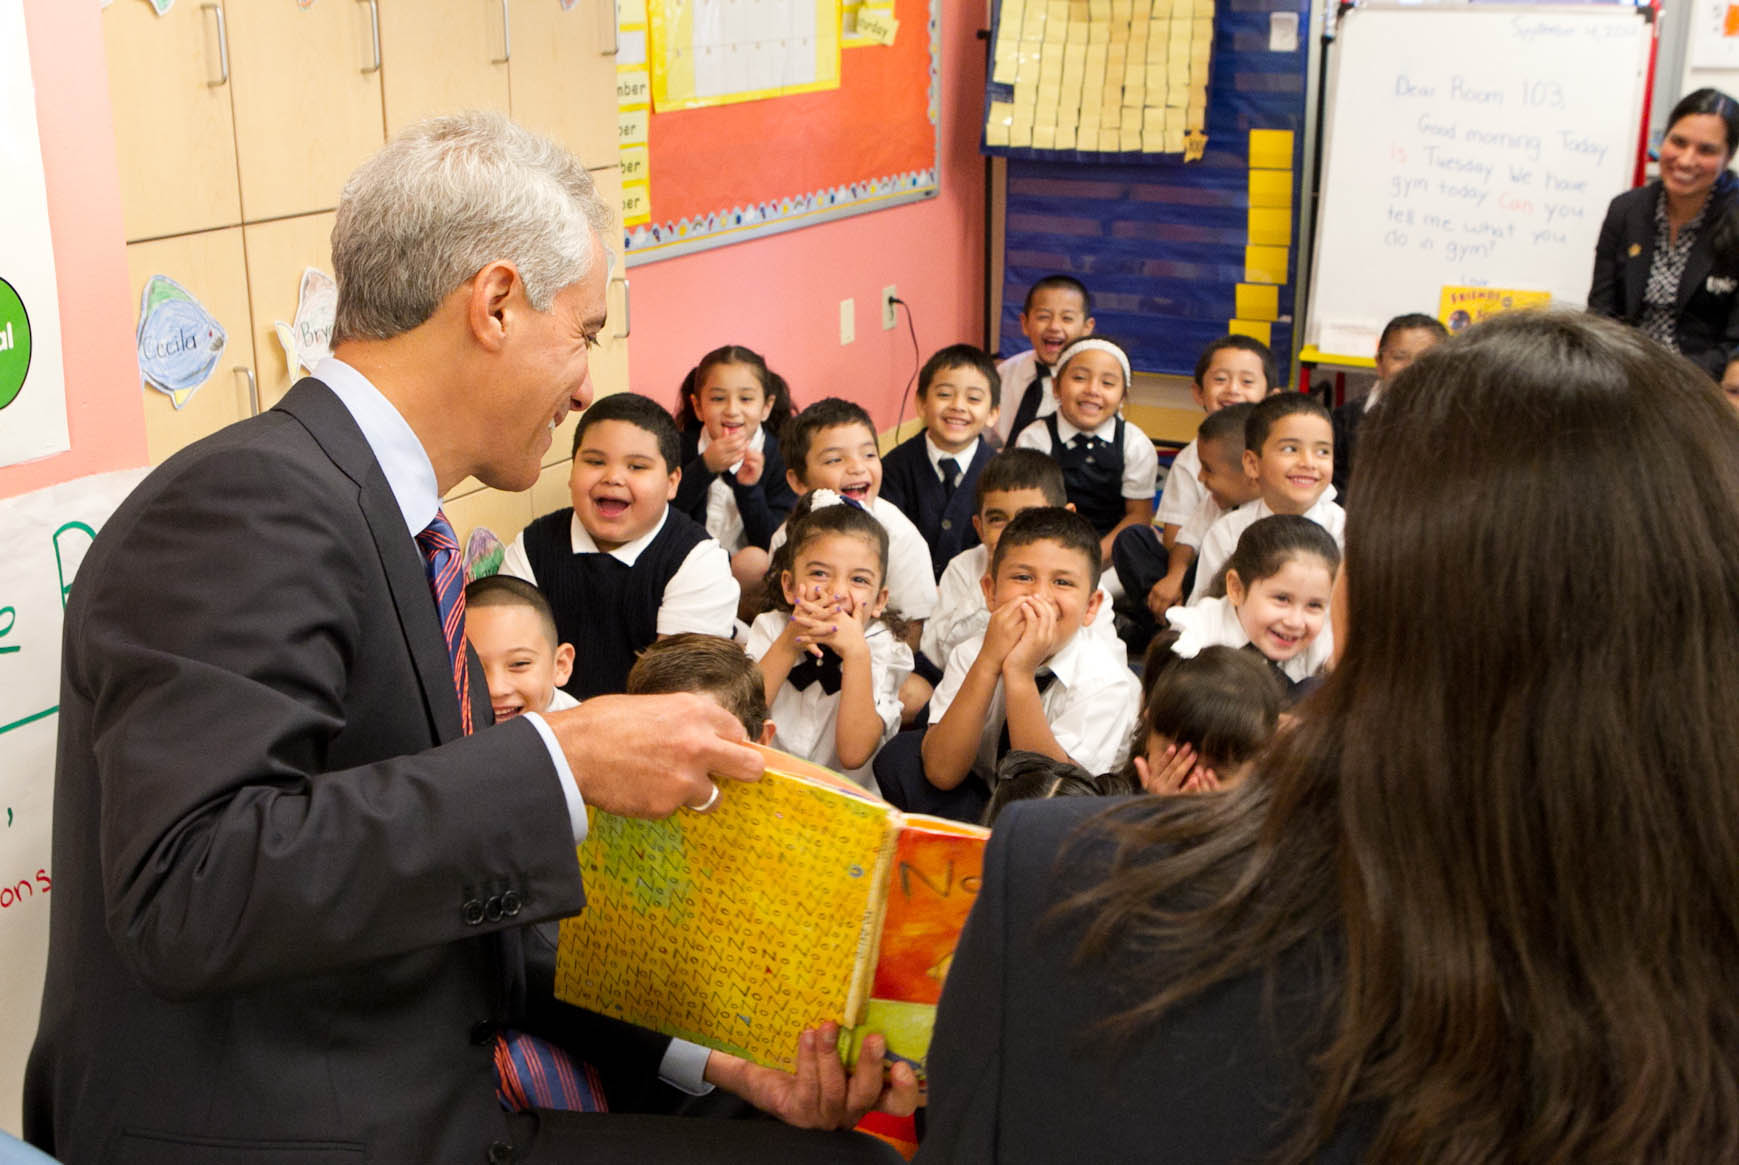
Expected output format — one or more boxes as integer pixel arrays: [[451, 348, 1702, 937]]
[[881, 285, 898, 330], [839, 298, 855, 345]]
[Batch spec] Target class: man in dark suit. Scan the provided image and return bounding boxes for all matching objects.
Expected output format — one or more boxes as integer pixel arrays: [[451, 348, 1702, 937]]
[[25, 113, 907, 1164]]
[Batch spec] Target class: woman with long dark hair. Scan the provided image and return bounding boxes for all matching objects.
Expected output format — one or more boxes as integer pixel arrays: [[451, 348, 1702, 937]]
[[1590, 88, 1739, 380], [918, 312, 1739, 1162]]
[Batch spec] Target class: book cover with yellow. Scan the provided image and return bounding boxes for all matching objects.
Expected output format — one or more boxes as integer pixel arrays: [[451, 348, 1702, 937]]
[[553, 747, 987, 1092], [1438, 285, 1551, 332]]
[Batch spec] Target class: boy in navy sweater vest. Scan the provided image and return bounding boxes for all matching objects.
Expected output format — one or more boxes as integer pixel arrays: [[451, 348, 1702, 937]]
[[502, 393, 737, 699], [879, 344, 1001, 581]]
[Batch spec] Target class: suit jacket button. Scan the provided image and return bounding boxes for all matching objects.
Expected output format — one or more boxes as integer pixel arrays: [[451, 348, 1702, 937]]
[[485, 895, 504, 922], [470, 1020, 497, 1046], [461, 898, 485, 925], [941, 518, 952, 530], [501, 890, 523, 917], [487, 1140, 514, 1164]]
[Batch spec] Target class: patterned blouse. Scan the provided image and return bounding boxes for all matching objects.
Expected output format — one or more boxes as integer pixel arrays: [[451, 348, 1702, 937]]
[[1640, 193, 1711, 352]]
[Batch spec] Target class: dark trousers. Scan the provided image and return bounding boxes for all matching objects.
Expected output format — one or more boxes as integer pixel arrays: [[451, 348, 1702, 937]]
[[873, 729, 990, 824], [1110, 524, 1195, 655]]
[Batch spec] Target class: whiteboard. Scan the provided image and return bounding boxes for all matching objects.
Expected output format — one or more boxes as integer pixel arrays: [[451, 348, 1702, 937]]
[[1304, 5, 1651, 359]]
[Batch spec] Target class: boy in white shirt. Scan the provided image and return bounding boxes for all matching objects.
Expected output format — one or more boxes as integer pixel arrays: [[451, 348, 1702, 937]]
[[993, 275, 1095, 444], [1153, 335, 1274, 546], [464, 575, 581, 719], [1112, 401, 1261, 646], [1189, 392, 1345, 605], [915, 508, 1141, 822], [922, 449, 1118, 668]]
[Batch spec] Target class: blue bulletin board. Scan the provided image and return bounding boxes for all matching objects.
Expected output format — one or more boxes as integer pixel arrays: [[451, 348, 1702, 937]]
[[989, 0, 1312, 378]]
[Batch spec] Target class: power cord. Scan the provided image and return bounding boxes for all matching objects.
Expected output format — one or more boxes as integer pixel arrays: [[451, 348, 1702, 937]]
[[889, 296, 921, 435]]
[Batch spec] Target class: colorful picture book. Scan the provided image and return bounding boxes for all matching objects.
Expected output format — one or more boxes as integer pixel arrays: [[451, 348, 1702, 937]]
[[553, 746, 988, 1092]]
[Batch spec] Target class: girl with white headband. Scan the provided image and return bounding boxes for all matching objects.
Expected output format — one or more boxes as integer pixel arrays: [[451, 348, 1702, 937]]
[[1012, 336, 1159, 564]]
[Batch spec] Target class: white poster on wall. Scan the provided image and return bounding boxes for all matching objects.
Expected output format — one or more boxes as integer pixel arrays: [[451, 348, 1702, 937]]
[[0, 467, 148, 1135], [0, 0, 70, 468]]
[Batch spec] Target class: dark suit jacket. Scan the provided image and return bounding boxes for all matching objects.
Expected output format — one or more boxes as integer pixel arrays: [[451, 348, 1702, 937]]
[[878, 434, 992, 580], [1588, 176, 1739, 379], [23, 380, 610, 1163], [672, 425, 796, 551], [917, 798, 1373, 1163]]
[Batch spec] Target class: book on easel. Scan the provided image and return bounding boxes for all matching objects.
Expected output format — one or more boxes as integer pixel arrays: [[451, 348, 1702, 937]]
[[553, 746, 988, 1093]]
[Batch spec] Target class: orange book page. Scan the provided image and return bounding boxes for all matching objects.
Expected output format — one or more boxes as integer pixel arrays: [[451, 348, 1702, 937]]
[[851, 817, 989, 1095]]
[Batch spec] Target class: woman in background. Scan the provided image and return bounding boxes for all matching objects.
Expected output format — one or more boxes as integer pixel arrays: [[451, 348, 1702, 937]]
[[919, 312, 1739, 1162], [1590, 88, 1739, 380]]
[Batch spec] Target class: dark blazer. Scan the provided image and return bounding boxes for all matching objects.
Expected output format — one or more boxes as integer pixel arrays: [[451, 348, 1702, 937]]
[[878, 433, 992, 580], [23, 380, 601, 1163], [1588, 176, 1739, 379], [918, 798, 1374, 1163], [1329, 397, 1366, 504], [672, 424, 796, 550]]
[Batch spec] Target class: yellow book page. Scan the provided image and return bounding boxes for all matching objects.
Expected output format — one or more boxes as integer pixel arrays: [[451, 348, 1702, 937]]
[[555, 749, 897, 1071]]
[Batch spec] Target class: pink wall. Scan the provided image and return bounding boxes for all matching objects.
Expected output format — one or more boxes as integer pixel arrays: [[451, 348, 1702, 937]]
[[625, 10, 988, 432], [0, 0, 145, 501]]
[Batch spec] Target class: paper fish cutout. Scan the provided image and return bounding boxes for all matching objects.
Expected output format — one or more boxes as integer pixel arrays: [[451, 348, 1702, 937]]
[[465, 526, 505, 582], [147, 0, 174, 14], [137, 274, 226, 410], [560, 0, 578, 8], [273, 267, 337, 377]]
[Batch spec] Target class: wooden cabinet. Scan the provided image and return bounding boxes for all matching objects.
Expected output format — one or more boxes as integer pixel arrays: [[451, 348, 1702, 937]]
[[241, 212, 338, 410], [102, 0, 243, 241], [508, 0, 620, 167], [223, 0, 386, 222], [379, 0, 511, 135], [105, 0, 627, 474], [126, 228, 259, 466]]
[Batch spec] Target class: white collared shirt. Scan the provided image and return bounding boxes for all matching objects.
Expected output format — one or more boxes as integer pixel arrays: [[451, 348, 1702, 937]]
[[928, 628, 1141, 783], [1164, 593, 1333, 682], [992, 349, 1059, 443], [310, 358, 586, 841], [1154, 438, 1204, 528], [697, 424, 766, 553], [767, 495, 940, 621], [924, 433, 972, 485], [500, 507, 739, 637], [1187, 490, 1346, 606], [1013, 412, 1160, 499], [744, 612, 914, 793], [921, 544, 1120, 665], [1176, 491, 1227, 551]]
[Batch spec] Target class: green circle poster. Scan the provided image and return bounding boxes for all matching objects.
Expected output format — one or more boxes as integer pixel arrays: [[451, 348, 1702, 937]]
[[0, 276, 32, 412]]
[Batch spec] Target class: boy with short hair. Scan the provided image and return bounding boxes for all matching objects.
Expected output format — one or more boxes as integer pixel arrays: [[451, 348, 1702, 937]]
[[626, 633, 777, 744], [1187, 393, 1344, 605], [1155, 335, 1275, 548], [1113, 402, 1261, 641], [880, 344, 1001, 579], [994, 275, 1096, 444], [919, 508, 1141, 819], [464, 575, 580, 720], [921, 449, 1118, 667], [773, 397, 939, 625], [502, 391, 738, 699]]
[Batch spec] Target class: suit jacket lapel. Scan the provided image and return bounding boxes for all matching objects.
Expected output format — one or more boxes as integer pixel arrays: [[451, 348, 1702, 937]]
[[276, 378, 465, 744], [1679, 230, 1718, 315]]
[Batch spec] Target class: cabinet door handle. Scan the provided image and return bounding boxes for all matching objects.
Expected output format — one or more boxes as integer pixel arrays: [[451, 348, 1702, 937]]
[[610, 275, 630, 339], [235, 366, 259, 417], [602, 0, 618, 55], [202, 3, 230, 87], [360, 0, 382, 74], [494, 0, 511, 63]]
